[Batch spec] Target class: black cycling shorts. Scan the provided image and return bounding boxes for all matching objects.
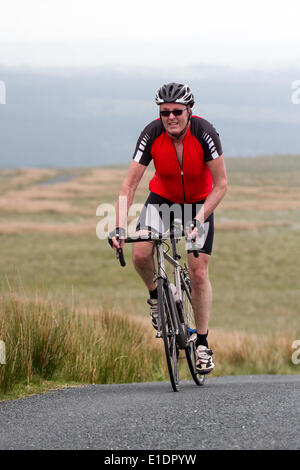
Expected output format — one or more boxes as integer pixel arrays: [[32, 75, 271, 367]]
[[136, 192, 214, 256]]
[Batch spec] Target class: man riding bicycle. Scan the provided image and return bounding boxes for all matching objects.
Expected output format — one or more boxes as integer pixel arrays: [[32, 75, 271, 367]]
[[109, 82, 227, 375]]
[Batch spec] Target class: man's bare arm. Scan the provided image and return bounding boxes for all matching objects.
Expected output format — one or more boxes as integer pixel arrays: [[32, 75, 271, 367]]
[[195, 154, 227, 223], [110, 160, 147, 248], [116, 160, 147, 227]]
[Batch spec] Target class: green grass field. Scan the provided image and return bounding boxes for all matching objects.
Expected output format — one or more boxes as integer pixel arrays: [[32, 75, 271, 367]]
[[0, 155, 300, 398]]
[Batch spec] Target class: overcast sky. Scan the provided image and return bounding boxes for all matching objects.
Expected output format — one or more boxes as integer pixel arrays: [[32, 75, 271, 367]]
[[0, 0, 300, 69]]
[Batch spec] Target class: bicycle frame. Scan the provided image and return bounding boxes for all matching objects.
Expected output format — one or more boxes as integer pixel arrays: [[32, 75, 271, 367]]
[[109, 230, 204, 390], [113, 230, 196, 345], [154, 240, 182, 340], [153, 236, 196, 350]]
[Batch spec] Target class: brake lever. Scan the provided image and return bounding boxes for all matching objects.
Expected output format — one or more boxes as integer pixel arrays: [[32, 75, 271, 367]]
[[108, 235, 126, 266], [116, 247, 126, 267]]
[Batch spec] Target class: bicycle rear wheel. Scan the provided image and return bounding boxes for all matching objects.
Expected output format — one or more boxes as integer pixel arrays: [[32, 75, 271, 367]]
[[185, 340, 205, 386], [181, 276, 205, 386], [158, 277, 179, 392]]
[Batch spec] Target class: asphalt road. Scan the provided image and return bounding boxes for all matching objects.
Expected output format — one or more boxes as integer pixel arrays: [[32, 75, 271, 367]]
[[0, 375, 299, 450]]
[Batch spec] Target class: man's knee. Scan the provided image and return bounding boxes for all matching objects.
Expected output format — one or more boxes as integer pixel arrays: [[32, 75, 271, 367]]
[[189, 260, 210, 287], [191, 268, 209, 285], [132, 243, 153, 267], [132, 250, 147, 267]]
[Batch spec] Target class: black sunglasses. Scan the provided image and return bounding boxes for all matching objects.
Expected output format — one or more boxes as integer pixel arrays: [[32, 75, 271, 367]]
[[160, 108, 187, 117]]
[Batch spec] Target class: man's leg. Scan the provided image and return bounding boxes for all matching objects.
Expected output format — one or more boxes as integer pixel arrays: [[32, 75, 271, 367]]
[[132, 240, 159, 329], [132, 241, 156, 290], [188, 252, 214, 374], [187, 252, 212, 335], [132, 192, 164, 290]]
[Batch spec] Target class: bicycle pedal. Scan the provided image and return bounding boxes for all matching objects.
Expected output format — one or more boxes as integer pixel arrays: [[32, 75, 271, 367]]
[[188, 333, 197, 343]]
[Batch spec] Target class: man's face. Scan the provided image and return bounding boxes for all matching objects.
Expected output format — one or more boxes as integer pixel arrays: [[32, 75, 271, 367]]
[[160, 102, 190, 137]]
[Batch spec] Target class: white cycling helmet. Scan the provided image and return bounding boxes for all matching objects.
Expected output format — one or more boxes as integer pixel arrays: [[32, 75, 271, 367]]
[[155, 82, 194, 107]]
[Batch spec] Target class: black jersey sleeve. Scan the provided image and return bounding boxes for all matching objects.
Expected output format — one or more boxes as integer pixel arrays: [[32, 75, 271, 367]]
[[191, 117, 223, 162], [132, 119, 164, 166]]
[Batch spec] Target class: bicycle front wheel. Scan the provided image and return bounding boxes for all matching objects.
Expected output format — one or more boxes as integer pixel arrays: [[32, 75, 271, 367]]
[[158, 277, 179, 392]]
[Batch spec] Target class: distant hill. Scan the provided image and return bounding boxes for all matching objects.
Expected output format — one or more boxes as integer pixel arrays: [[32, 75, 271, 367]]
[[0, 64, 299, 167]]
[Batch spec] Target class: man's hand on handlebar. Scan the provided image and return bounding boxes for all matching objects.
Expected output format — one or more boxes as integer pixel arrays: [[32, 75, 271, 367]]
[[108, 227, 126, 250], [186, 218, 205, 242]]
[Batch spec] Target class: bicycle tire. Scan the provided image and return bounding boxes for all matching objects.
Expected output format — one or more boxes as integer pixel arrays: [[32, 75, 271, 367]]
[[158, 277, 179, 392], [181, 276, 205, 386], [185, 340, 205, 386]]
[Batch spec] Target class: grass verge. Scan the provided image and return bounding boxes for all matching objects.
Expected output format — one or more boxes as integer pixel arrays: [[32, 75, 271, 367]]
[[0, 292, 298, 400], [0, 292, 166, 398]]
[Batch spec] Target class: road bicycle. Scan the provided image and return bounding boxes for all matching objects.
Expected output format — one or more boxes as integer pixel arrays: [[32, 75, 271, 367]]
[[109, 220, 205, 392]]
